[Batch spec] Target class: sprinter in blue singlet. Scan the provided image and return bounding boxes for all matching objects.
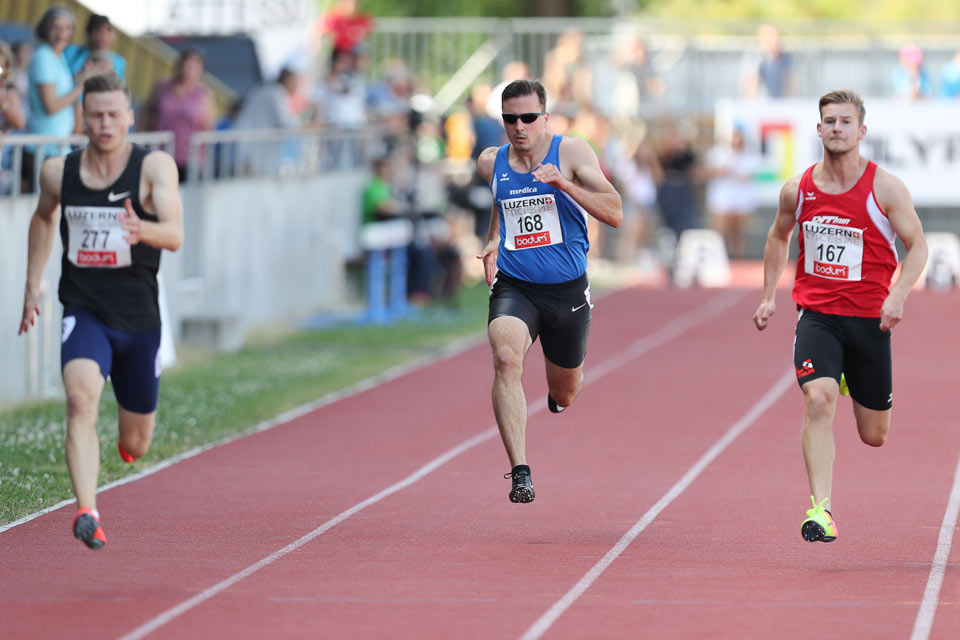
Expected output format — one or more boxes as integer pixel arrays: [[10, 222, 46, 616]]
[[476, 79, 623, 503]]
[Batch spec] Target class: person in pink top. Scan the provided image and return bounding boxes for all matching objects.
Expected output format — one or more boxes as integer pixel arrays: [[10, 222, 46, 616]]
[[141, 48, 214, 182]]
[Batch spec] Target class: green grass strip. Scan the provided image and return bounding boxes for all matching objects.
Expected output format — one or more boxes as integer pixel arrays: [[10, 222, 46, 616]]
[[0, 284, 489, 526]]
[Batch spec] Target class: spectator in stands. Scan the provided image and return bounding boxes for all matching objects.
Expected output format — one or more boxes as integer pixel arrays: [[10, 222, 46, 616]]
[[9, 41, 31, 125], [589, 38, 640, 121], [543, 30, 584, 113], [740, 23, 793, 99], [630, 39, 666, 112], [0, 40, 27, 195], [362, 151, 436, 305], [319, 0, 373, 56], [234, 68, 302, 175], [891, 44, 932, 100], [362, 154, 405, 223], [141, 48, 214, 182], [26, 7, 90, 186], [236, 67, 301, 130], [940, 51, 960, 99], [610, 130, 662, 265], [367, 58, 412, 121], [311, 48, 367, 130], [705, 127, 758, 260], [656, 123, 701, 243], [64, 14, 126, 83], [0, 41, 26, 134]]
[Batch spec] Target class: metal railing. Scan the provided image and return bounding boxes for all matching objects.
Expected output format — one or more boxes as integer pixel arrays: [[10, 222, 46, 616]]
[[369, 17, 960, 114], [0, 132, 174, 198], [185, 128, 373, 182]]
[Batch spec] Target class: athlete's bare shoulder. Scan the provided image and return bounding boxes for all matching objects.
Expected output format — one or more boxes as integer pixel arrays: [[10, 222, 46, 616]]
[[477, 146, 500, 181], [778, 173, 803, 210], [142, 148, 178, 177], [38, 155, 66, 199], [872, 164, 912, 210]]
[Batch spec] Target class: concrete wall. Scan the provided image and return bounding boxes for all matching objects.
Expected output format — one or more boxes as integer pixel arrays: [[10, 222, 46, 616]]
[[1, 169, 367, 406]]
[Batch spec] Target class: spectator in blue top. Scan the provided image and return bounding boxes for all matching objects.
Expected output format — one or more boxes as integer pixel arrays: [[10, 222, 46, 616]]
[[64, 14, 127, 83], [891, 44, 931, 100], [939, 51, 960, 99], [28, 7, 90, 155]]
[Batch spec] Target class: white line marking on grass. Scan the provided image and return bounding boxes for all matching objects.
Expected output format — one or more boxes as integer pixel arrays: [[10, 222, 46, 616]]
[[910, 451, 960, 640], [518, 369, 795, 640], [115, 292, 744, 640], [1, 334, 486, 535]]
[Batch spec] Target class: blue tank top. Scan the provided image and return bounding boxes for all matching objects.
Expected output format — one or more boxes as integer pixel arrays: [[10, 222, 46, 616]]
[[491, 135, 589, 283]]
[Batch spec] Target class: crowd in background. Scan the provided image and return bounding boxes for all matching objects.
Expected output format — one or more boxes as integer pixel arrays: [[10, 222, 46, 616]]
[[5, 5, 960, 301]]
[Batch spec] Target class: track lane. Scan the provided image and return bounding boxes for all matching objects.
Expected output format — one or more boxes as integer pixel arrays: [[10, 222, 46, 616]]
[[0, 288, 728, 639]]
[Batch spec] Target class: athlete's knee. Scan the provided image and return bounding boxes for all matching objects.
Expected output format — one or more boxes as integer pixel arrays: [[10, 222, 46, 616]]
[[858, 421, 889, 447], [802, 384, 838, 421], [121, 432, 152, 459], [492, 346, 524, 378], [66, 388, 99, 421]]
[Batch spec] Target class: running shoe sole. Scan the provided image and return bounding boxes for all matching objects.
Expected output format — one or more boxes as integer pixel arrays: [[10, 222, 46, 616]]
[[509, 486, 536, 503], [801, 520, 836, 543], [73, 513, 106, 550]]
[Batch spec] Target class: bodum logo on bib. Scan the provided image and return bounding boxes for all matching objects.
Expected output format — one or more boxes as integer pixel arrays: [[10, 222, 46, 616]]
[[813, 261, 848, 278], [515, 232, 551, 248]]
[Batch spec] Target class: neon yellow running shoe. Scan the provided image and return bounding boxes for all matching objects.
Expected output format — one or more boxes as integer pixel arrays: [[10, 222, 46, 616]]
[[801, 496, 838, 543], [838, 373, 850, 396]]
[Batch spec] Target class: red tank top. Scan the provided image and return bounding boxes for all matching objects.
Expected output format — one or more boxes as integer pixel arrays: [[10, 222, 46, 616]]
[[793, 161, 898, 317]]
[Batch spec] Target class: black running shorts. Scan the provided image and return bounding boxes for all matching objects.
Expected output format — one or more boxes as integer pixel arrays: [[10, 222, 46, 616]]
[[488, 272, 592, 369], [793, 308, 892, 411]]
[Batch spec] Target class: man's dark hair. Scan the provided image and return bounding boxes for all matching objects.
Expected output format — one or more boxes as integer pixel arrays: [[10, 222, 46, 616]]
[[82, 72, 131, 106], [86, 13, 112, 36], [500, 79, 547, 110], [277, 67, 297, 86]]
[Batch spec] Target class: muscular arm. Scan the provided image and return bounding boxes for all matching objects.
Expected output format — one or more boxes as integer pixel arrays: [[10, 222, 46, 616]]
[[127, 151, 184, 251], [20, 158, 65, 335], [540, 136, 622, 228], [476, 146, 500, 285], [753, 176, 800, 330], [874, 169, 928, 330]]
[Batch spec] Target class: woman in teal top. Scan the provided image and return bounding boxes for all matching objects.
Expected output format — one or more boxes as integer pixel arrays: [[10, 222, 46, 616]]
[[27, 7, 86, 157]]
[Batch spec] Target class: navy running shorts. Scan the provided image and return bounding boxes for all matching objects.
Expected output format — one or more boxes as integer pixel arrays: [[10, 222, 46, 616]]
[[793, 308, 892, 411], [488, 272, 592, 369], [61, 308, 162, 414]]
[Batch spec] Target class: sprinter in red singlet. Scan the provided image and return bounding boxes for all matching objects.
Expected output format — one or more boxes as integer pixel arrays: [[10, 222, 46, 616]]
[[753, 90, 927, 543]]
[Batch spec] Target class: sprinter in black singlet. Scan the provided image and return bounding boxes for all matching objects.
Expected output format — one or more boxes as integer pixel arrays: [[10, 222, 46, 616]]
[[19, 72, 183, 550]]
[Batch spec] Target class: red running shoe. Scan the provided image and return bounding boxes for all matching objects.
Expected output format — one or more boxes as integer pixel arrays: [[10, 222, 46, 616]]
[[73, 507, 106, 550], [118, 438, 137, 463]]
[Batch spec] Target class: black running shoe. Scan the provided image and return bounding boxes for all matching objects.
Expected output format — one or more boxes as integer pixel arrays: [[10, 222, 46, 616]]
[[547, 394, 566, 414], [505, 468, 536, 503]]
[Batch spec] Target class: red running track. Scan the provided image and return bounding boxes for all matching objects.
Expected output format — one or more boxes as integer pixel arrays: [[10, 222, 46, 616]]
[[1, 286, 959, 640]]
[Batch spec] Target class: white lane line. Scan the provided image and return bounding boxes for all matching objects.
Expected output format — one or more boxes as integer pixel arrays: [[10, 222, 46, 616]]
[[116, 291, 745, 640], [519, 369, 795, 640], [1, 334, 486, 535], [911, 451, 960, 640]]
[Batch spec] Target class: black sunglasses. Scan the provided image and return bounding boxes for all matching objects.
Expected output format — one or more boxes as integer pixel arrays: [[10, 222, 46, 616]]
[[501, 112, 546, 125]]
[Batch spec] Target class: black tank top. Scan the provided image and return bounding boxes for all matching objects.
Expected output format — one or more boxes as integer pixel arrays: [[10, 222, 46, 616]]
[[59, 144, 162, 331]]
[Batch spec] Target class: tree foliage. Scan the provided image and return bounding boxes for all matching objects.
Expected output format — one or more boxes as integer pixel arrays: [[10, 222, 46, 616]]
[[338, 0, 960, 21], [347, 0, 611, 18]]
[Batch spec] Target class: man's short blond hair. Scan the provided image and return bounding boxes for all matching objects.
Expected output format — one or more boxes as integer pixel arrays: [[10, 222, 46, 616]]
[[819, 90, 865, 124]]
